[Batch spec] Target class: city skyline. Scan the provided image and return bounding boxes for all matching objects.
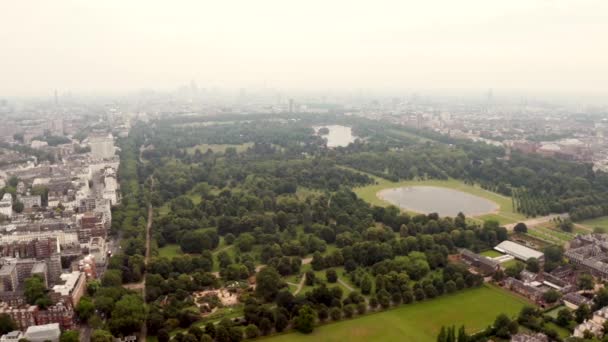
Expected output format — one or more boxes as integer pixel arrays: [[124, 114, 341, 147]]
[[1, 0, 607, 97]]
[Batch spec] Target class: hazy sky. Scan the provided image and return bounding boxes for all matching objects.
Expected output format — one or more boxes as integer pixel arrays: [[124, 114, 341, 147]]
[[1, 0, 607, 96]]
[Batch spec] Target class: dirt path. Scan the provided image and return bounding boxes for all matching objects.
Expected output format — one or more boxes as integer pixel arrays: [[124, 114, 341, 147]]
[[504, 213, 569, 231], [338, 278, 354, 292], [293, 273, 307, 295]]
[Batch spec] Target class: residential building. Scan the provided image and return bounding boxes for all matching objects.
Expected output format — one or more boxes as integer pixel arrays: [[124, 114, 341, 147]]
[[0, 331, 23, 342], [0, 194, 12, 218], [566, 234, 608, 280], [51, 271, 86, 306], [89, 133, 115, 160]]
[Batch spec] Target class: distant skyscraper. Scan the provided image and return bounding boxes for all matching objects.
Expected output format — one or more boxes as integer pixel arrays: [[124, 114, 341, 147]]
[[289, 98, 294, 113], [54, 90, 58, 106]]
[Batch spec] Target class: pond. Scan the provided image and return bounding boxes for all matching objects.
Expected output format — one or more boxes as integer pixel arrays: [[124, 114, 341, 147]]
[[378, 186, 499, 217], [314, 125, 356, 148]]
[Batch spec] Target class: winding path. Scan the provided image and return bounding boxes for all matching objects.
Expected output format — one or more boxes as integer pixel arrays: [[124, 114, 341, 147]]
[[504, 213, 569, 231]]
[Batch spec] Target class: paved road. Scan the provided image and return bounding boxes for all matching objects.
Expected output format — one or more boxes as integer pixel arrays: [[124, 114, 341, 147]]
[[504, 213, 569, 231]]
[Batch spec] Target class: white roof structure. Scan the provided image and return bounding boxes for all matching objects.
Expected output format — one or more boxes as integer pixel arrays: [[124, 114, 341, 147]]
[[52, 271, 82, 296], [24, 323, 60, 342], [494, 241, 544, 261]]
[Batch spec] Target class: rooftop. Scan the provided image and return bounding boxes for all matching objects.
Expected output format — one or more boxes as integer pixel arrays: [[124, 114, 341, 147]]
[[495, 240, 544, 261], [52, 271, 82, 296]]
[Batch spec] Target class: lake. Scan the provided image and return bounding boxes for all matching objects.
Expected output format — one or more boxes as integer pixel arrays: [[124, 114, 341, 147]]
[[314, 125, 356, 148], [378, 186, 499, 217]]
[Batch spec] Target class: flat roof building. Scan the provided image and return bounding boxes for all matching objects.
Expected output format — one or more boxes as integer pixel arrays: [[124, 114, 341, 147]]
[[494, 240, 544, 261], [23, 323, 60, 342]]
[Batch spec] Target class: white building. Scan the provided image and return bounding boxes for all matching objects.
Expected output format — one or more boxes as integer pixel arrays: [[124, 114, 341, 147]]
[[574, 306, 608, 338], [17, 194, 42, 209], [0, 231, 78, 249], [23, 323, 60, 342], [89, 133, 115, 160], [494, 240, 544, 262], [0, 194, 12, 218], [0, 331, 23, 342]]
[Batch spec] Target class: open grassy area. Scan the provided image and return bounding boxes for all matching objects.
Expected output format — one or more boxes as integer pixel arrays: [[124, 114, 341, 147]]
[[157, 244, 182, 259], [185, 142, 254, 155], [479, 250, 503, 258], [351, 173, 524, 224], [264, 284, 530, 342], [579, 216, 608, 231], [501, 259, 521, 269]]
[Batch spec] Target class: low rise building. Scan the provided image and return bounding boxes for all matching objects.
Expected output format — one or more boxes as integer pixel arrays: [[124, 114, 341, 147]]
[[494, 240, 544, 262], [459, 249, 500, 275], [0, 194, 12, 218], [51, 271, 86, 306], [573, 306, 608, 338], [566, 234, 608, 280], [0, 331, 23, 342], [23, 323, 61, 342]]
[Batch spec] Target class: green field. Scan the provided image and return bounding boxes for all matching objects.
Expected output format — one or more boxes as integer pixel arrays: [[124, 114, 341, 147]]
[[185, 142, 253, 155], [479, 250, 503, 258], [264, 284, 530, 342], [351, 175, 524, 224], [579, 216, 608, 231], [157, 244, 182, 258]]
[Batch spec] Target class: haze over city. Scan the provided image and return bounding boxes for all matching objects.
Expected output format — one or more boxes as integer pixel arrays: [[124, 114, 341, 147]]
[[3, 1, 608, 342], [2, 0, 608, 98]]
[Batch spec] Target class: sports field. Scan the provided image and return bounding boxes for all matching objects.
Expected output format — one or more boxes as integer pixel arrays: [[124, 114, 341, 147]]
[[352, 174, 524, 224], [264, 284, 530, 342]]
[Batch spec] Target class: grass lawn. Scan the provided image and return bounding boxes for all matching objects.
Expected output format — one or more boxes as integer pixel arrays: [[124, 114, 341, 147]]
[[479, 250, 503, 258], [351, 173, 524, 224], [264, 284, 530, 342], [501, 259, 521, 269], [157, 244, 182, 259], [185, 142, 253, 155], [544, 322, 570, 339], [579, 216, 608, 231]]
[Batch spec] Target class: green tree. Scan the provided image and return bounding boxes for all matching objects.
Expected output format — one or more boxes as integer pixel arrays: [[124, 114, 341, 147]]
[[235, 233, 255, 252], [244, 324, 260, 339], [542, 289, 561, 304], [556, 308, 572, 327], [513, 222, 528, 233], [75, 297, 95, 322], [101, 269, 122, 287], [326, 269, 337, 283], [24, 275, 51, 308], [575, 304, 591, 323], [12, 201, 24, 213], [526, 258, 540, 273], [108, 295, 145, 336], [255, 267, 283, 301], [0, 314, 17, 335], [60, 330, 80, 342], [294, 305, 317, 334], [578, 273, 595, 291], [91, 329, 113, 342]]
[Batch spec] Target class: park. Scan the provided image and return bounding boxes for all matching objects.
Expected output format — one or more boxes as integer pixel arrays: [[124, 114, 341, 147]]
[[263, 284, 530, 342]]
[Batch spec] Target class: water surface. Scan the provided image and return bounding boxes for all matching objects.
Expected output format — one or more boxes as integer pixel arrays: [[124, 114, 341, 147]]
[[378, 186, 498, 217], [314, 125, 356, 148]]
